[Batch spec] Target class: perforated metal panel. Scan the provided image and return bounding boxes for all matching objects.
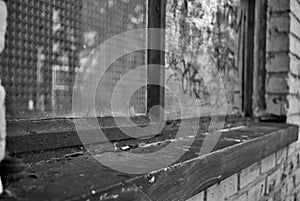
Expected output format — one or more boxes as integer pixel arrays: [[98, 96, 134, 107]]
[[0, 0, 147, 119]]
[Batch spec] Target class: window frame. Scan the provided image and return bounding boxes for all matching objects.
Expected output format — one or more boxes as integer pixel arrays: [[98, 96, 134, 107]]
[[147, 0, 265, 118], [6, 0, 269, 154]]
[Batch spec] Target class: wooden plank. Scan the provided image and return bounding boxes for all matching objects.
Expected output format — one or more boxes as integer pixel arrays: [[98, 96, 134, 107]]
[[8, 123, 298, 201], [253, 0, 267, 117], [238, 0, 246, 113], [4, 114, 238, 153], [6, 116, 152, 154], [244, 0, 255, 116], [68, 123, 298, 201], [6, 115, 247, 154], [72, 183, 152, 201], [129, 125, 298, 201], [147, 0, 166, 121], [237, 1, 245, 111]]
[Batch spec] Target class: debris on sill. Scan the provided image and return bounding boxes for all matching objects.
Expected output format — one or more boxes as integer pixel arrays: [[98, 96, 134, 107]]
[[36, 151, 85, 164], [223, 137, 243, 143], [64, 151, 84, 158]]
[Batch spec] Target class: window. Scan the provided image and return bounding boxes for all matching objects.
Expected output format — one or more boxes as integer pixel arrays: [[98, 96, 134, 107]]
[[1, 0, 148, 119], [164, 0, 243, 120], [0, 0, 260, 121]]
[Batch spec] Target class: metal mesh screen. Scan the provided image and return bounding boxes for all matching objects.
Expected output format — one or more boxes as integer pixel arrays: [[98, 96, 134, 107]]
[[0, 0, 147, 119], [165, 0, 242, 120]]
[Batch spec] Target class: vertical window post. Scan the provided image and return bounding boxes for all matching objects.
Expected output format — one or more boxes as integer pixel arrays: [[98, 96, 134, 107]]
[[253, 0, 267, 117], [147, 0, 166, 120], [243, 0, 256, 116]]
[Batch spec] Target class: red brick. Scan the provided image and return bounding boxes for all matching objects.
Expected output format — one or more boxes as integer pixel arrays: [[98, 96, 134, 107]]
[[227, 193, 247, 201], [276, 147, 288, 165], [284, 176, 296, 196], [293, 168, 300, 186], [266, 94, 288, 115], [239, 163, 260, 189], [266, 53, 290, 73], [267, 33, 289, 52], [268, 0, 290, 12], [220, 174, 238, 199], [207, 184, 223, 201], [266, 169, 282, 195], [288, 75, 300, 95], [268, 13, 290, 33], [289, 34, 300, 59], [272, 187, 285, 201], [290, 13, 300, 37], [247, 179, 266, 201], [288, 142, 297, 157], [287, 115, 300, 126], [291, 0, 300, 22], [186, 191, 204, 201], [261, 154, 277, 174], [266, 75, 289, 94], [287, 95, 300, 116], [289, 54, 300, 76], [293, 185, 300, 201]]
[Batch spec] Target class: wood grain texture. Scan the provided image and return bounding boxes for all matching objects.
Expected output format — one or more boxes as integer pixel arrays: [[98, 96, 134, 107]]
[[8, 122, 298, 201], [253, 0, 267, 117], [147, 0, 166, 119], [244, 0, 255, 116], [6, 115, 244, 154]]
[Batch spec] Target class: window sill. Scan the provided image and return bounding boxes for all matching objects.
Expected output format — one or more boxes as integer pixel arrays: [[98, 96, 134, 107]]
[[6, 118, 298, 201]]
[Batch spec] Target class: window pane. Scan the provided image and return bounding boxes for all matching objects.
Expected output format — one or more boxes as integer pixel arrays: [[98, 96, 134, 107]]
[[0, 0, 147, 119], [165, 0, 242, 120]]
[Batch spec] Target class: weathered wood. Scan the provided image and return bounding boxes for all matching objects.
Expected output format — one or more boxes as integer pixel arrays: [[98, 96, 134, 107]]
[[253, 0, 267, 117], [6, 116, 152, 154], [129, 124, 298, 201], [238, 0, 246, 113], [9, 122, 298, 201], [147, 0, 166, 120], [244, 0, 255, 116], [6, 115, 245, 154]]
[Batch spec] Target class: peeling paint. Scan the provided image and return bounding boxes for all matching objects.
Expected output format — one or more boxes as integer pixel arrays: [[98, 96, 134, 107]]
[[121, 186, 139, 193], [99, 193, 120, 200], [148, 176, 155, 183], [219, 126, 246, 133], [223, 137, 243, 143]]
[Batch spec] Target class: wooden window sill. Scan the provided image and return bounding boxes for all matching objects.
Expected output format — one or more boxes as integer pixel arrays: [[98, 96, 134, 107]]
[[6, 117, 298, 201]]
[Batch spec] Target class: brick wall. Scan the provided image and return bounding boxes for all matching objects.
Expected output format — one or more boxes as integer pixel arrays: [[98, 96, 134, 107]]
[[186, 0, 300, 200], [266, 0, 300, 122], [267, 0, 300, 194], [186, 148, 300, 201]]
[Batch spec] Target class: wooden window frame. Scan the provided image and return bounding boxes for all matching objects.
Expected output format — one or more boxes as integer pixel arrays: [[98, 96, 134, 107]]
[[147, 0, 166, 120], [243, 0, 267, 117], [7, 0, 269, 154], [146, 0, 268, 119]]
